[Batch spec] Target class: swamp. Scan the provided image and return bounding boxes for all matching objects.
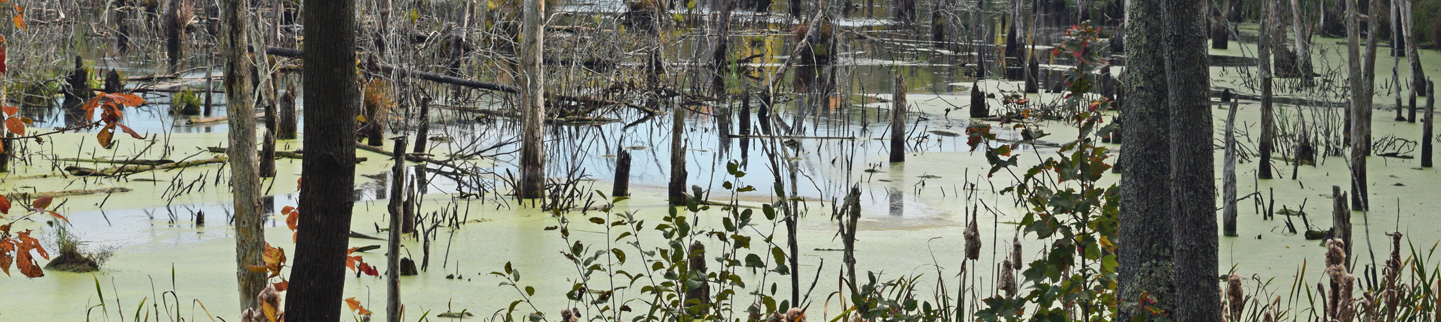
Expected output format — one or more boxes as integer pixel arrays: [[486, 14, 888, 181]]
[[0, 0, 1440, 321]]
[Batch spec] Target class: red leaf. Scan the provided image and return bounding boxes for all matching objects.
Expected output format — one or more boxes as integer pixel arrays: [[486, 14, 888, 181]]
[[285, 209, 298, 231], [2, 106, 15, 116], [116, 123, 144, 139], [359, 262, 379, 276], [0, 40, 7, 75], [0, 194, 10, 214], [83, 97, 102, 121], [5, 117, 22, 136], [273, 280, 289, 292], [30, 196, 52, 210], [0, 239, 13, 276]]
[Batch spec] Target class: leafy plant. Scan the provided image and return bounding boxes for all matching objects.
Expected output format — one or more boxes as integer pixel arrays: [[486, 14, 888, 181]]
[[0, 195, 70, 278], [81, 91, 147, 148], [971, 22, 1120, 322]]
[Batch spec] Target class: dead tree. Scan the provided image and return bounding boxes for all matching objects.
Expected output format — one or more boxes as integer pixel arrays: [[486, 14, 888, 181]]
[[890, 75, 906, 163], [669, 105, 688, 205], [386, 137, 407, 322], [1258, 0, 1275, 180], [1223, 101, 1238, 236], [278, 82, 297, 140], [1424, 80, 1434, 168], [165, 0, 186, 73], [221, 0, 265, 312], [518, 0, 546, 199]]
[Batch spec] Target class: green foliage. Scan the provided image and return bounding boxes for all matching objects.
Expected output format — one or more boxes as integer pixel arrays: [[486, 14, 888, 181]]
[[971, 22, 1121, 322], [170, 90, 201, 115]]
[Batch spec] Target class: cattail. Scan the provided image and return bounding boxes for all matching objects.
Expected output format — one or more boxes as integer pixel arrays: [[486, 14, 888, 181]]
[[1326, 238, 1347, 267], [562, 308, 581, 322], [964, 206, 980, 260], [1338, 274, 1356, 322], [1384, 232, 1403, 285], [783, 308, 806, 322], [1011, 236, 1022, 270], [1227, 274, 1243, 322], [999, 260, 1017, 297], [241, 308, 264, 322]]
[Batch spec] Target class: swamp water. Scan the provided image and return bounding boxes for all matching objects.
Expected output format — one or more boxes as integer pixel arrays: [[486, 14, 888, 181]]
[[0, 15, 1439, 322]]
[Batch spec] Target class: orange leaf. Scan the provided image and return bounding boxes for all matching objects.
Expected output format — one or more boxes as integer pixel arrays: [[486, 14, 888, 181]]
[[262, 300, 279, 322], [97, 123, 115, 148], [5, 117, 22, 136], [273, 280, 289, 292], [0, 194, 10, 214], [359, 262, 379, 276], [19, 116, 31, 125], [0, 239, 13, 276], [261, 243, 287, 277], [281, 206, 296, 215], [346, 255, 360, 270], [345, 297, 365, 313], [11, 7, 23, 32], [48, 211, 69, 224], [247, 265, 270, 273], [18, 230, 48, 260], [2, 106, 15, 116], [107, 93, 146, 107], [83, 97, 102, 120], [30, 196, 52, 210], [285, 210, 298, 231], [16, 247, 40, 277]]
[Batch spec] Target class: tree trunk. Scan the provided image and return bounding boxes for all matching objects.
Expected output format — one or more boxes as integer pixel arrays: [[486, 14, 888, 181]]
[[413, 97, 431, 154], [279, 82, 297, 140], [221, 0, 266, 313], [1424, 80, 1434, 168], [204, 58, 215, 117], [518, 0, 546, 199], [841, 185, 860, 288], [613, 148, 631, 197], [669, 105, 688, 205], [1223, 101, 1238, 237], [260, 95, 278, 178], [1347, 0, 1380, 211], [1259, 0, 1275, 180], [285, 0, 360, 319], [165, 0, 184, 74], [1162, 0, 1219, 320], [1117, 0, 1174, 319], [890, 75, 906, 163], [386, 138, 407, 322], [1290, 0, 1315, 86], [1399, 0, 1426, 100], [1332, 186, 1352, 264]]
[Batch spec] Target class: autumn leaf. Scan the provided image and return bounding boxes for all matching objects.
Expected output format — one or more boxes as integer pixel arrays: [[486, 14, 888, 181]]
[[346, 255, 361, 271], [262, 300, 279, 322], [273, 279, 289, 292], [261, 243, 287, 277], [5, 117, 22, 136], [345, 297, 373, 315], [359, 262, 379, 276], [82, 97, 102, 120], [97, 123, 115, 148], [48, 211, 69, 224], [284, 208, 298, 231], [30, 196, 52, 210], [0, 194, 10, 214], [116, 123, 144, 139], [2, 106, 15, 116], [0, 239, 13, 276], [106, 93, 146, 107], [10, 6, 23, 31]]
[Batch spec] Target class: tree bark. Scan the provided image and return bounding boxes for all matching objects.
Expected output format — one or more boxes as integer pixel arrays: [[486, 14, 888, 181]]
[[1347, 0, 1379, 211], [518, 0, 546, 199], [261, 95, 278, 178], [1290, 0, 1315, 86], [387, 138, 407, 322], [165, 0, 185, 74], [413, 97, 431, 154], [221, 0, 266, 313], [613, 147, 631, 197], [285, 0, 360, 319], [1399, 0, 1426, 100], [1117, 0, 1174, 319], [1162, 0, 1219, 320]]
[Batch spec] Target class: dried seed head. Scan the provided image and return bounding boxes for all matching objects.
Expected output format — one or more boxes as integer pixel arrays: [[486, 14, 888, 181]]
[[1227, 274, 1244, 322], [964, 212, 980, 260], [1011, 236, 1022, 270], [1000, 260, 1017, 297], [1326, 238, 1346, 267]]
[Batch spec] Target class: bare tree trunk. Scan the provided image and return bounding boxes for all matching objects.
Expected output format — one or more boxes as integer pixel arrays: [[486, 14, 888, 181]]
[[413, 97, 431, 154], [1162, 0, 1219, 320], [518, 0, 546, 199], [840, 185, 860, 287], [278, 82, 297, 140], [261, 101, 277, 178], [285, 0, 360, 319], [1424, 80, 1434, 168], [165, 0, 184, 74], [890, 75, 906, 163], [1117, 0, 1174, 319], [1223, 101, 1238, 237], [669, 105, 688, 205], [1290, 0, 1315, 86], [613, 147, 631, 197], [1399, 0, 1426, 101], [221, 0, 265, 312], [1259, 0, 1275, 180], [1348, 0, 1380, 211], [386, 138, 407, 322]]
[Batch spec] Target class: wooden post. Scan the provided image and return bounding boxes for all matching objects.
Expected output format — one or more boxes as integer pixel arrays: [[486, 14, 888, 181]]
[[1423, 80, 1434, 168], [413, 97, 431, 154], [386, 137, 407, 322], [890, 75, 906, 163], [1332, 185, 1351, 265], [613, 148, 631, 197], [669, 105, 688, 205], [518, 0, 546, 199], [278, 82, 297, 139], [1223, 101, 1239, 236]]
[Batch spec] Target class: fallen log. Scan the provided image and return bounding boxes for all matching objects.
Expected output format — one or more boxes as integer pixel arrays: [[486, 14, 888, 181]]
[[188, 113, 267, 125], [207, 147, 367, 162], [58, 158, 175, 166], [2, 187, 133, 199], [264, 47, 660, 116], [65, 157, 228, 176], [435, 104, 620, 124]]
